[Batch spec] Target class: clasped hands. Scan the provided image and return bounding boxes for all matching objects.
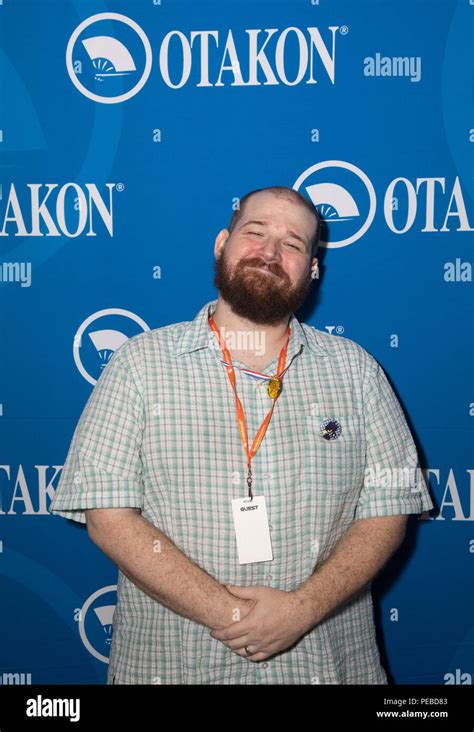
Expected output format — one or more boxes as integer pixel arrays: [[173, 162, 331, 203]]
[[210, 584, 314, 662]]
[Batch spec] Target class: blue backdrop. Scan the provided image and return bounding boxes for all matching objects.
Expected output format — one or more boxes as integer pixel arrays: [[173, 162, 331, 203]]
[[0, 0, 472, 685]]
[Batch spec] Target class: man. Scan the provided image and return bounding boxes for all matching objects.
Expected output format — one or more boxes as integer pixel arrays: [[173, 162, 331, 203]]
[[49, 186, 433, 684]]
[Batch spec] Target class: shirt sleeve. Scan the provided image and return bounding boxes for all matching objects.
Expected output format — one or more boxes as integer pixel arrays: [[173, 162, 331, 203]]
[[49, 349, 145, 525], [354, 355, 434, 520]]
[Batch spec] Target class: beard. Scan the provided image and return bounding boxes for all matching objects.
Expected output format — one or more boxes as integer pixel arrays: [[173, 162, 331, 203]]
[[213, 247, 313, 325]]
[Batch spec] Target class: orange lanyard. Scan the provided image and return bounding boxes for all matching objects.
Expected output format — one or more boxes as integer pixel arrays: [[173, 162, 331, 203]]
[[208, 313, 291, 499]]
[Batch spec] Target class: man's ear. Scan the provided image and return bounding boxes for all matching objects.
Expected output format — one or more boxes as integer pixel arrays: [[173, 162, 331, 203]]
[[310, 257, 319, 279], [214, 229, 229, 258]]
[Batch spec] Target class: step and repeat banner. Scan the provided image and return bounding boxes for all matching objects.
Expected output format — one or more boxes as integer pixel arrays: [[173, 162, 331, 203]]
[[0, 0, 472, 685]]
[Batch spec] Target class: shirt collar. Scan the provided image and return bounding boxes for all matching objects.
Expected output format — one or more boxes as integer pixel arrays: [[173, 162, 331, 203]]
[[173, 299, 329, 360]]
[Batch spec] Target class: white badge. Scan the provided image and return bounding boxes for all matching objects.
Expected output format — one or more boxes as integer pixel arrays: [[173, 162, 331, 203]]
[[231, 495, 273, 564]]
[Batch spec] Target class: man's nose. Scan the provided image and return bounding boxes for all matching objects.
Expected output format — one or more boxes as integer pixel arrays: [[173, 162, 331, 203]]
[[257, 236, 282, 263]]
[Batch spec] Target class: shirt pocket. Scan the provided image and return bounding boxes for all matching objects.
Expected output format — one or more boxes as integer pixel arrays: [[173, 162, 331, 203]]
[[301, 411, 367, 495]]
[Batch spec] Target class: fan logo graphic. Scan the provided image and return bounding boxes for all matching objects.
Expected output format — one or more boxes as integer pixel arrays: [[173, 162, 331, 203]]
[[293, 161, 376, 249], [73, 308, 150, 385], [78, 586, 117, 663], [66, 13, 152, 103], [83, 37, 136, 80]]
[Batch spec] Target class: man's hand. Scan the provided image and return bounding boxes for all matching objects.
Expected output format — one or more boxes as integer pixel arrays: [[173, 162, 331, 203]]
[[214, 591, 256, 630], [210, 584, 313, 662]]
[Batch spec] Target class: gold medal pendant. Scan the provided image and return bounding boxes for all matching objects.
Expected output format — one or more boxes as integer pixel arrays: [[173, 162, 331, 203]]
[[267, 376, 282, 399]]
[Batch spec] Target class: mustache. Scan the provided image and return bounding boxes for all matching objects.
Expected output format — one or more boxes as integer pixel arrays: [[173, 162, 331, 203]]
[[239, 259, 284, 279]]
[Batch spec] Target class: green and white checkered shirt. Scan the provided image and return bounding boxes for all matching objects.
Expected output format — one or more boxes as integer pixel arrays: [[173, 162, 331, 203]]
[[49, 298, 434, 684]]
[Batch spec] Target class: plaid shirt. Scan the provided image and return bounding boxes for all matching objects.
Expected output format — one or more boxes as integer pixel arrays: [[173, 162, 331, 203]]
[[49, 298, 434, 684]]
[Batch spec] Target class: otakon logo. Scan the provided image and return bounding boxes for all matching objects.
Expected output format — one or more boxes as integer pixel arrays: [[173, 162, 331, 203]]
[[66, 13, 152, 104]]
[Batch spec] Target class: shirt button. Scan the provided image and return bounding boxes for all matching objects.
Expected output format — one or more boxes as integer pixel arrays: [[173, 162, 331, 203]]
[[73, 471, 82, 485], [263, 472, 272, 481], [261, 663, 269, 670], [266, 574, 272, 581]]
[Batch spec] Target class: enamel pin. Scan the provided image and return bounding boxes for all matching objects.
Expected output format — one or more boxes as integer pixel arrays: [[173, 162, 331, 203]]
[[320, 418, 342, 440]]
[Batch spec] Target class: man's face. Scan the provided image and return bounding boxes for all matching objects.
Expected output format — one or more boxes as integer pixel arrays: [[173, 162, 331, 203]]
[[213, 191, 318, 325]]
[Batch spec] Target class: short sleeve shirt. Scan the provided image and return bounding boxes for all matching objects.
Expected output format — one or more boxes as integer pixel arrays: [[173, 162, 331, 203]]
[[49, 298, 434, 684]]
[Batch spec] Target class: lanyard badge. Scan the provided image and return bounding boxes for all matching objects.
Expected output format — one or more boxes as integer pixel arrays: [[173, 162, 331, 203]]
[[208, 312, 291, 564]]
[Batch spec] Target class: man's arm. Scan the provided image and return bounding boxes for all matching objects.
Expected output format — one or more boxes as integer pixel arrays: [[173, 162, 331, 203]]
[[294, 514, 408, 630], [86, 508, 254, 630]]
